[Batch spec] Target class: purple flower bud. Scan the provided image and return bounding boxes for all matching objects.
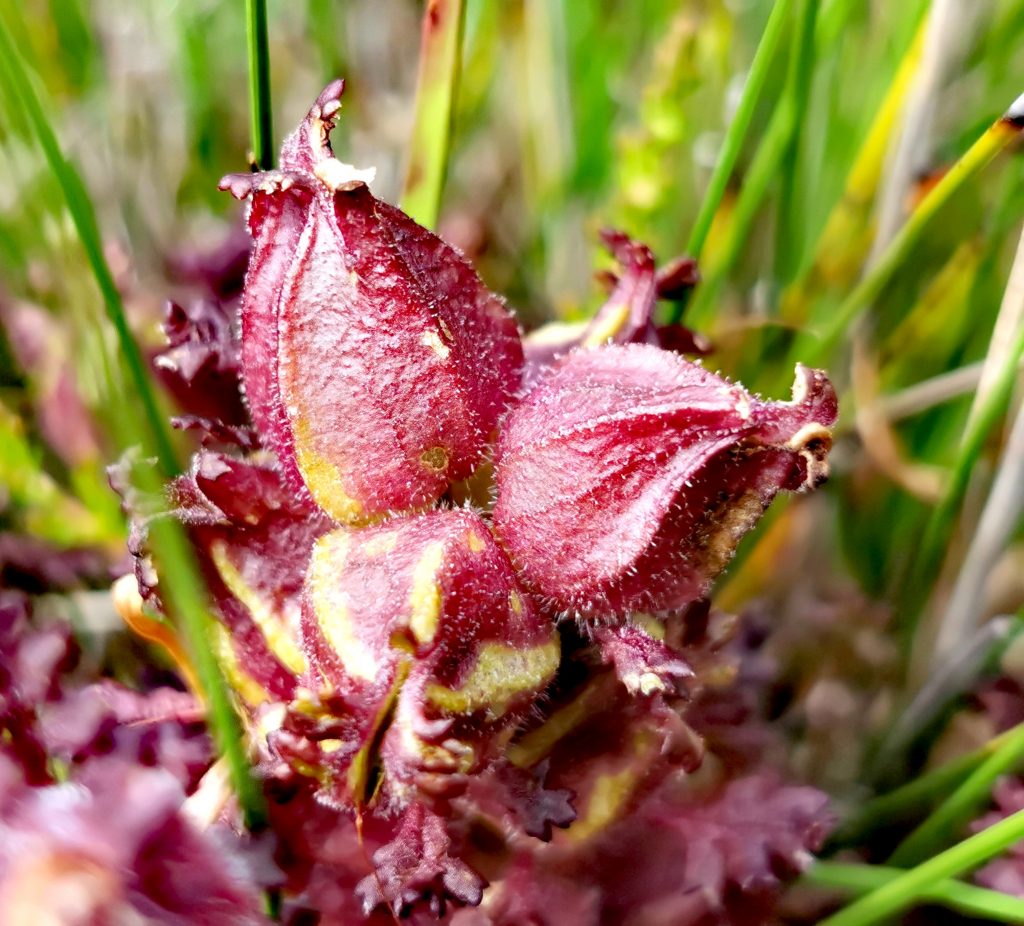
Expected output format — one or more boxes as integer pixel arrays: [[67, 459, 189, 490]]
[[494, 344, 837, 615]]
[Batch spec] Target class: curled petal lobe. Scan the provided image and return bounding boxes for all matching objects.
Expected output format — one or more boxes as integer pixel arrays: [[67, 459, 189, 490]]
[[494, 344, 837, 615], [524, 230, 706, 387]]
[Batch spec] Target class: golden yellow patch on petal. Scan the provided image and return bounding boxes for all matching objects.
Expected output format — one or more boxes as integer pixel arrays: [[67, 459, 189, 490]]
[[292, 418, 366, 524], [426, 638, 560, 719], [581, 301, 631, 347], [466, 530, 486, 554], [210, 540, 307, 675], [565, 767, 638, 842], [213, 624, 271, 707], [408, 541, 446, 645], [509, 589, 524, 615], [309, 531, 378, 681]]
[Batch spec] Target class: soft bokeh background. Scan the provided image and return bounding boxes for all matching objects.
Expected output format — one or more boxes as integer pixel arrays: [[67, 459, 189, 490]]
[[4, 0, 1024, 853]]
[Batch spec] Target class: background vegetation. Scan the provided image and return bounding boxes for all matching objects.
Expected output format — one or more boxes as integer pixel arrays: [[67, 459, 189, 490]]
[[4, 1, 1024, 922]]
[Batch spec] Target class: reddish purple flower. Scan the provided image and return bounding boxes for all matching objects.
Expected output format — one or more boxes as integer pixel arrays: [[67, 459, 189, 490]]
[[112, 80, 843, 925], [220, 81, 524, 525], [494, 344, 837, 615], [300, 508, 559, 809]]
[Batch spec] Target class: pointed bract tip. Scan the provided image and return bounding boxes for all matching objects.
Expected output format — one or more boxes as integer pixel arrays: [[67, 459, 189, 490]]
[[790, 364, 838, 426], [1003, 91, 1024, 129], [315, 78, 347, 114]]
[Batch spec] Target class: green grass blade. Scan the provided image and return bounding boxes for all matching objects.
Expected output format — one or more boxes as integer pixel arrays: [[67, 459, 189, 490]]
[[792, 96, 1024, 368], [246, 0, 274, 169], [0, 9, 264, 829], [0, 13, 178, 477], [686, 88, 795, 326], [680, 0, 795, 266], [774, 0, 818, 285], [401, 0, 466, 230], [780, 11, 928, 324], [890, 710, 1024, 867], [807, 862, 1024, 922], [816, 804, 1024, 926], [909, 318, 1024, 617], [828, 723, 1024, 850]]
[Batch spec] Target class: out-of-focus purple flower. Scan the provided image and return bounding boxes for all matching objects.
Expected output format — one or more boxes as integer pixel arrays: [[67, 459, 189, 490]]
[[220, 80, 524, 524], [456, 773, 831, 926], [0, 756, 269, 925], [166, 227, 252, 303], [0, 594, 72, 786], [154, 298, 248, 427], [495, 345, 836, 616], [523, 230, 706, 388], [0, 533, 109, 594], [0, 301, 103, 468]]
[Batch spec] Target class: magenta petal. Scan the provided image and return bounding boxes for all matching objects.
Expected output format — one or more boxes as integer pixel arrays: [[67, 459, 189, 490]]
[[494, 344, 837, 615], [221, 82, 524, 524]]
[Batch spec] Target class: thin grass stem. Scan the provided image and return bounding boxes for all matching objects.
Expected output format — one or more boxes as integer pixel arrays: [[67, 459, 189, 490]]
[[806, 862, 1024, 922], [672, 0, 794, 319], [890, 708, 1024, 867], [791, 94, 1024, 369], [829, 721, 1024, 849], [816, 804, 1024, 926], [246, 0, 274, 170], [0, 12, 177, 477], [400, 0, 466, 229], [774, 0, 818, 285], [911, 318, 1024, 623], [0, 10, 264, 829]]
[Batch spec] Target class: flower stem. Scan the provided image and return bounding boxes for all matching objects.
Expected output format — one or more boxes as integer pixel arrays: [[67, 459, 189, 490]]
[[401, 0, 466, 230], [816, 806, 1024, 926], [246, 0, 274, 170], [807, 862, 1024, 922]]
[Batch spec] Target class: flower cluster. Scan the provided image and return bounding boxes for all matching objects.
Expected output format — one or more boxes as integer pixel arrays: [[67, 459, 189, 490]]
[[130, 80, 838, 922]]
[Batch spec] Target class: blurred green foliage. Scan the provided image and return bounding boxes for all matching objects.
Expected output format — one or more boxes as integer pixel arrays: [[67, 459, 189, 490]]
[[2, 1, 1024, 910]]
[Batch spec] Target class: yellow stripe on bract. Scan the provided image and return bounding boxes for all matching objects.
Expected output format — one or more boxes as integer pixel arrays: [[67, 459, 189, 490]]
[[408, 541, 446, 645], [347, 660, 409, 805], [213, 624, 271, 707], [362, 530, 398, 557], [210, 540, 307, 676], [565, 767, 638, 842], [310, 531, 378, 681], [506, 677, 606, 768], [581, 301, 631, 347], [426, 638, 560, 719], [292, 418, 366, 524]]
